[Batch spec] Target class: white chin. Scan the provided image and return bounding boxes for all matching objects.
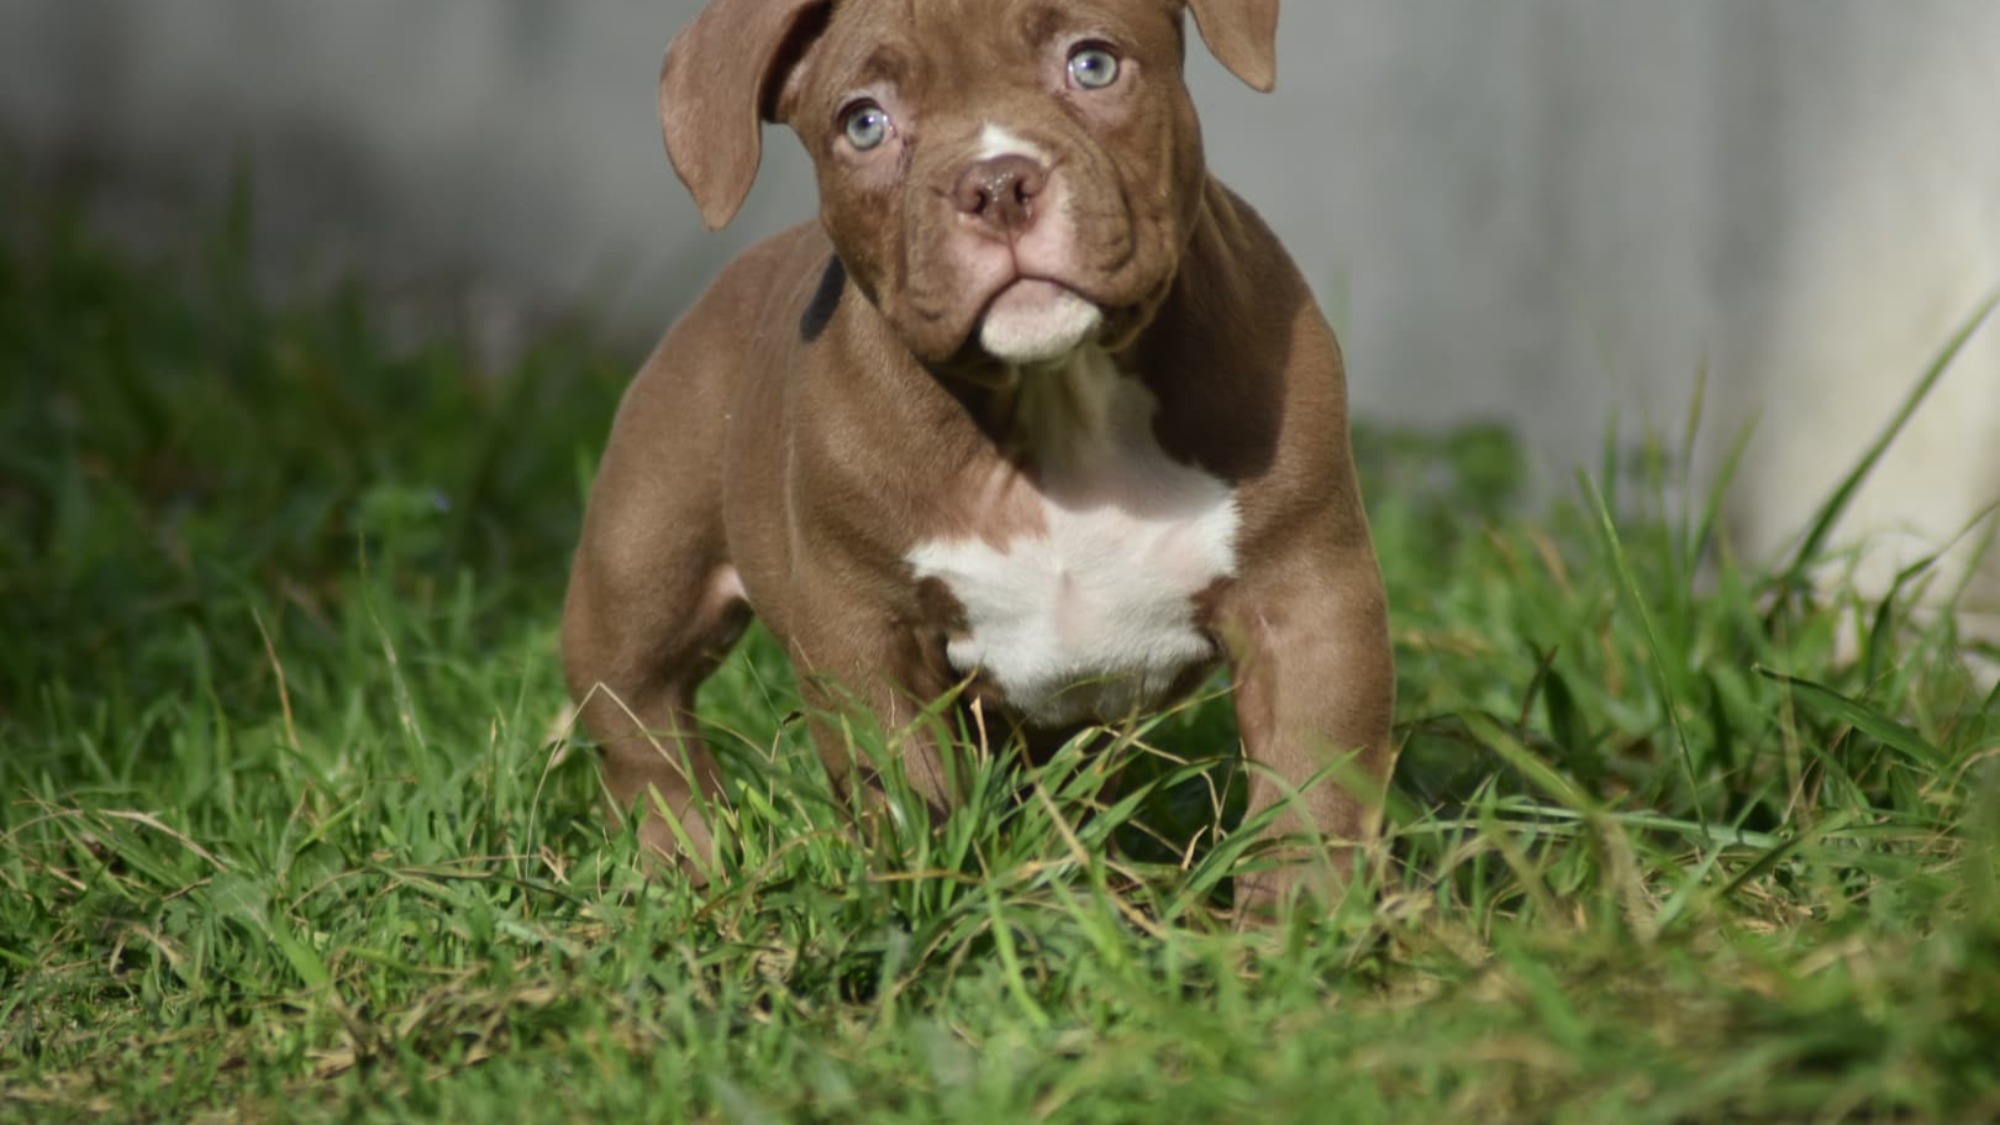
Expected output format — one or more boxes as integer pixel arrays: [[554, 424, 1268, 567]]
[[978, 281, 1104, 366]]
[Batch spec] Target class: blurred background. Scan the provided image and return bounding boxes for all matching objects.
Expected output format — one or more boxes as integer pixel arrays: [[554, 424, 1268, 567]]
[[3, 0, 1996, 615]]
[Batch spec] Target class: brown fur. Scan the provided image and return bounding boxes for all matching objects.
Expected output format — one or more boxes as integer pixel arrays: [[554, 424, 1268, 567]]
[[564, 0, 1393, 917]]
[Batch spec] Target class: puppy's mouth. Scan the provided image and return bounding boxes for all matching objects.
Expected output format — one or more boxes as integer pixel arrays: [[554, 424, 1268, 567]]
[[976, 278, 1105, 367]]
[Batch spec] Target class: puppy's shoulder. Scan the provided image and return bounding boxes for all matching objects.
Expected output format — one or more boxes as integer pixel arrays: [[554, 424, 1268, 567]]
[[700, 221, 835, 305]]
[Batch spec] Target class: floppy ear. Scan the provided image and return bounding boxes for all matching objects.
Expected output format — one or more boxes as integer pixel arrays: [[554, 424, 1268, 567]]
[[660, 0, 829, 230], [1185, 0, 1280, 93]]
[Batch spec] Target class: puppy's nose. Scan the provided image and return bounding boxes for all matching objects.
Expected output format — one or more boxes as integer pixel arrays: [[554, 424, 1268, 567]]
[[953, 155, 1045, 236]]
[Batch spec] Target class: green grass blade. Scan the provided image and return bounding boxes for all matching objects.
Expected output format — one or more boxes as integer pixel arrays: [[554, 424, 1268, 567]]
[[1779, 291, 2000, 591], [1581, 474, 1708, 831], [1756, 666, 1947, 769]]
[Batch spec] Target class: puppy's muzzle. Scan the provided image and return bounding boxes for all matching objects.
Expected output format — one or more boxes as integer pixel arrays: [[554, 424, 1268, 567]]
[[955, 155, 1046, 240]]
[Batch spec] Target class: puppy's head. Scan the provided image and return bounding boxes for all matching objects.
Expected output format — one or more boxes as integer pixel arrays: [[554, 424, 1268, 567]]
[[660, 0, 1278, 371]]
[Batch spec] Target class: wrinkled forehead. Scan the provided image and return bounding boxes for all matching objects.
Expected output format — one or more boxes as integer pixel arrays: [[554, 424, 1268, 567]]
[[793, 0, 1184, 113]]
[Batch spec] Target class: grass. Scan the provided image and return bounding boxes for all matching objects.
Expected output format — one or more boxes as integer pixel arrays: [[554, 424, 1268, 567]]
[[3, 183, 2000, 1123]]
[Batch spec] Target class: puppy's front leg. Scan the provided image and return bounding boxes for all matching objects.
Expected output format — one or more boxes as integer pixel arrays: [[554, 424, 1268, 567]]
[[1221, 541, 1395, 918], [563, 545, 750, 872], [785, 605, 962, 831]]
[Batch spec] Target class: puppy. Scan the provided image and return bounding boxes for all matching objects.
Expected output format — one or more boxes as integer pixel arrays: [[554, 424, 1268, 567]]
[[563, 0, 1394, 911]]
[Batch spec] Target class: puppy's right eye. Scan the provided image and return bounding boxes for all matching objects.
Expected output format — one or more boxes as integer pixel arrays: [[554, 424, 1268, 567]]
[[1067, 44, 1122, 91], [842, 102, 892, 151]]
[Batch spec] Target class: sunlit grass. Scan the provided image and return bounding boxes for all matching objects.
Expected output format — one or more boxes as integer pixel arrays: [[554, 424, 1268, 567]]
[[2, 190, 1997, 1122]]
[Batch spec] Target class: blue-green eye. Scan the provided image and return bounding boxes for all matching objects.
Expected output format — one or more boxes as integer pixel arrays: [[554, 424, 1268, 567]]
[[843, 102, 892, 151], [1068, 45, 1120, 90]]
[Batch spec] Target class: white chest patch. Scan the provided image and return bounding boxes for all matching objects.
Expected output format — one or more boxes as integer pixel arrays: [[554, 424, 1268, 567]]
[[906, 351, 1240, 729]]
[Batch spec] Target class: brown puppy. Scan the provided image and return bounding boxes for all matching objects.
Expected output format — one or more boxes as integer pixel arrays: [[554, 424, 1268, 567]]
[[563, 0, 1393, 912]]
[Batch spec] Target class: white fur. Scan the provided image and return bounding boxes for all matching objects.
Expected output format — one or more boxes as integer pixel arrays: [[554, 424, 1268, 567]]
[[978, 123, 1050, 164], [906, 351, 1240, 728], [979, 283, 1104, 365], [709, 565, 746, 608]]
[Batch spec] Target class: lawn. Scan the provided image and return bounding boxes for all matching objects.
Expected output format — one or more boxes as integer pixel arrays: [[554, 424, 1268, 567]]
[[3, 187, 1999, 1123]]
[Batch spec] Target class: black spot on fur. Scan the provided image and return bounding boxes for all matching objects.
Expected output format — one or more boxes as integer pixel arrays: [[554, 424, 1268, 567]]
[[801, 255, 845, 342]]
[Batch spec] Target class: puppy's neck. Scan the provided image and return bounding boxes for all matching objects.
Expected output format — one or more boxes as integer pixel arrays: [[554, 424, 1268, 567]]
[[983, 347, 1150, 468]]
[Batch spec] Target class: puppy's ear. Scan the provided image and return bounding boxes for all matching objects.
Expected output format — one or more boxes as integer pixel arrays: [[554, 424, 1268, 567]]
[[660, 0, 829, 230], [1185, 0, 1280, 93]]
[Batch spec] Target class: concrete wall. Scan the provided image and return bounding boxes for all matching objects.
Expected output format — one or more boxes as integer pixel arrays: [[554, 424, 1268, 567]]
[[3, 0, 1996, 608]]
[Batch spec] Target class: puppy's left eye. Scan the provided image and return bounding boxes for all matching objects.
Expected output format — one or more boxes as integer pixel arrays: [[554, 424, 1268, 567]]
[[842, 102, 893, 151], [1067, 45, 1121, 90]]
